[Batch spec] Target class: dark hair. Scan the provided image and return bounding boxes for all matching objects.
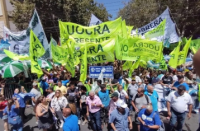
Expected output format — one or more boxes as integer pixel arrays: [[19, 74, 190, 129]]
[[36, 96, 45, 107], [81, 86, 87, 91], [69, 83, 75, 87], [178, 85, 186, 91], [97, 80, 102, 84], [48, 87, 54, 91], [7, 99, 14, 111], [178, 75, 184, 79], [57, 80, 62, 83], [100, 84, 106, 89]]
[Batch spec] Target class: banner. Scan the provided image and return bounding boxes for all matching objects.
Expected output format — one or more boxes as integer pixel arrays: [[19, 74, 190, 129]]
[[122, 61, 132, 70], [190, 39, 200, 54], [29, 30, 45, 77], [79, 45, 87, 82], [178, 37, 192, 65], [4, 9, 50, 59], [129, 57, 141, 77], [59, 17, 123, 46], [132, 8, 179, 44], [89, 66, 113, 78], [50, 38, 68, 65], [0, 39, 10, 54], [89, 14, 102, 26], [4, 49, 30, 61], [145, 19, 166, 39], [168, 41, 181, 68]]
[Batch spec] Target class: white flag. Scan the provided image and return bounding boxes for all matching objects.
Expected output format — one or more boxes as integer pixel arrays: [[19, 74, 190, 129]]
[[89, 14, 102, 26]]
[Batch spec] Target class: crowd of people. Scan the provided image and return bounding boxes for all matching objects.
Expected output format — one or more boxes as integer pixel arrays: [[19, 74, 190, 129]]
[[0, 63, 199, 131]]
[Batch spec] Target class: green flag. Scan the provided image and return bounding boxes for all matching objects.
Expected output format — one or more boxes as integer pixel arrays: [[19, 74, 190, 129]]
[[79, 45, 87, 82], [168, 41, 181, 68], [122, 61, 132, 70], [129, 57, 141, 77], [178, 37, 192, 65], [190, 39, 200, 54], [29, 30, 45, 77]]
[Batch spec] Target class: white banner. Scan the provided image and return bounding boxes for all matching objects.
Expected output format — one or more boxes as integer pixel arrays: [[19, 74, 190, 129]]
[[89, 14, 102, 26], [132, 8, 180, 44], [4, 9, 50, 59]]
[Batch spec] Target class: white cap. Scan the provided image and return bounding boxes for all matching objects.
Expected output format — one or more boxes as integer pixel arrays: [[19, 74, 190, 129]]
[[116, 99, 127, 108]]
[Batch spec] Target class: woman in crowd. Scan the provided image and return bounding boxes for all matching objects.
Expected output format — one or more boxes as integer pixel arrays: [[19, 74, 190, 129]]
[[4, 98, 23, 131], [36, 96, 54, 131], [0, 95, 8, 131], [51, 90, 68, 128]]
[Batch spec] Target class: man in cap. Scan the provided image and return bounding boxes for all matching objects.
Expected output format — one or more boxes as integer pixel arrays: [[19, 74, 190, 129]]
[[39, 76, 49, 96], [109, 99, 132, 131], [127, 78, 138, 111], [108, 92, 120, 116]]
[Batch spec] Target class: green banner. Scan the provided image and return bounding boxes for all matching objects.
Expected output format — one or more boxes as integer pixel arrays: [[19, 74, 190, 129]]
[[79, 45, 87, 82], [190, 39, 200, 54]]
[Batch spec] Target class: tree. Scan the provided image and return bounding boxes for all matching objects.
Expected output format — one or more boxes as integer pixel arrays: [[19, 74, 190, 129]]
[[10, 0, 111, 41], [118, 0, 200, 38]]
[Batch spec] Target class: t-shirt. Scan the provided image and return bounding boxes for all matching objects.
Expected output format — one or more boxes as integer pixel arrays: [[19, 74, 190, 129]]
[[62, 80, 69, 86], [173, 75, 178, 81], [98, 90, 110, 107], [132, 95, 151, 110], [3, 105, 19, 117], [40, 81, 49, 91], [63, 115, 79, 131], [115, 90, 128, 103], [144, 91, 159, 111], [167, 91, 193, 113], [173, 81, 190, 91], [127, 84, 138, 97], [138, 108, 161, 131], [162, 76, 173, 84], [0, 101, 7, 110], [12, 93, 25, 108], [55, 85, 67, 95], [30, 88, 42, 106]]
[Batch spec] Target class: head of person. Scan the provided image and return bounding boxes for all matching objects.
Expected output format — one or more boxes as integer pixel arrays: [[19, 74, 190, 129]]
[[97, 80, 102, 86], [132, 72, 136, 78], [7, 99, 14, 111], [147, 85, 154, 94], [117, 84, 123, 91], [36, 95, 47, 105], [178, 75, 184, 83], [177, 85, 186, 96], [145, 105, 153, 115], [63, 107, 72, 118], [55, 90, 62, 98], [100, 84, 106, 92], [185, 71, 193, 80], [165, 71, 169, 77], [14, 88, 19, 94], [177, 71, 182, 76], [89, 91, 95, 100], [32, 82, 38, 89], [69, 83, 75, 90], [47, 87, 54, 93], [144, 79, 149, 85], [57, 81, 62, 87], [81, 86, 87, 93], [131, 78, 136, 85], [116, 99, 127, 114], [20, 86, 26, 93], [153, 72, 157, 77], [111, 92, 119, 102], [137, 87, 144, 97], [41, 77, 46, 82]]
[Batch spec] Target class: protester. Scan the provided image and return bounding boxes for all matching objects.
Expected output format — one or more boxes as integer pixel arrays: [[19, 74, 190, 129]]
[[138, 105, 161, 131], [98, 84, 110, 127], [55, 81, 67, 96], [108, 92, 120, 116], [144, 85, 159, 112], [36, 96, 54, 131], [40, 77, 49, 96], [51, 90, 68, 128], [63, 107, 79, 131], [167, 85, 193, 131], [80, 86, 88, 125], [20, 86, 27, 93], [12, 88, 27, 122], [161, 71, 173, 86], [115, 84, 128, 103], [4, 98, 23, 131], [86, 91, 103, 131], [30, 82, 42, 106], [127, 78, 138, 110], [0, 95, 8, 131], [46, 87, 55, 100], [109, 99, 132, 131], [131, 87, 151, 131], [172, 75, 190, 91]]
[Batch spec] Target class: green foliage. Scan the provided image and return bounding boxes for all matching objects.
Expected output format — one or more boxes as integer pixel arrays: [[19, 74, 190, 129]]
[[10, 0, 111, 41], [118, 0, 200, 38]]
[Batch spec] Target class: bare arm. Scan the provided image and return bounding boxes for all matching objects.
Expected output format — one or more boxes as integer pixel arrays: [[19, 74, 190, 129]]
[[110, 123, 117, 131], [131, 101, 138, 112], [188, 104, 193, 115], [147, 125, 160, 129], [14, 99, 20, 108], [166, 101, 171, 113]]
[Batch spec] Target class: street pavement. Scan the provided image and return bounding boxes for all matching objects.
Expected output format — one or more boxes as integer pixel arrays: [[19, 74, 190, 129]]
[[0, 106, 199, 131]]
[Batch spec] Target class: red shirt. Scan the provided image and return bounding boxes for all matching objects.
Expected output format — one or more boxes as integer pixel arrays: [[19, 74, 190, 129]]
[[0, 101, 7, 110]]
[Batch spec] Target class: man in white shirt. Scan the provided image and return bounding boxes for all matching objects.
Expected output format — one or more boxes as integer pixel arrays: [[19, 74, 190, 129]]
[[115, 84, 128, 103], [167, 85, 193, 131]]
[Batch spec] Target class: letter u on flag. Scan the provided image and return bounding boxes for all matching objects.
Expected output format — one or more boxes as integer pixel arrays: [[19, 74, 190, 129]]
[[30, 30, 45, 77]]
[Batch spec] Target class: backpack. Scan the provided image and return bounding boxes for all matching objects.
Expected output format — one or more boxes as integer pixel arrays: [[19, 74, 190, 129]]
[[152, 112, 165, 131], [133, 94, 149, 104]]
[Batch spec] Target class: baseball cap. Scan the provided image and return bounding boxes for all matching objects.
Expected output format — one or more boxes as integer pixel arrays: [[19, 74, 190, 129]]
[[111, 92, 118, 98], [77, 82, 83, 86], [32, 82, 37, 86], [116, 99, 127, 108]]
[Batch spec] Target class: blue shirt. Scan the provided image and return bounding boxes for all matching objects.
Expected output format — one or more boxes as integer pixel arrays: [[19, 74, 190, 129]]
[[138, 108, 161, 131], [40, 81, 49, 91], [12, 93, 25, 108], [144, 91, 158, 111], [3, 105, 19, 118], [62, 80, 69, 86], [173, 81, 189, 91], [63, 115, 79, 131], [109, 108, 130, 131], [98, 90, 110, 107]]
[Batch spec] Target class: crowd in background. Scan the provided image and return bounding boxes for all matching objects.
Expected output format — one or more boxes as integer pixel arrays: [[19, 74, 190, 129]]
[[0, 61, 199, 131]]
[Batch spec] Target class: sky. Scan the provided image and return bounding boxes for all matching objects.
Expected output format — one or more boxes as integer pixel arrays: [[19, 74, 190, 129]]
[[95, 0, 129, 20]]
